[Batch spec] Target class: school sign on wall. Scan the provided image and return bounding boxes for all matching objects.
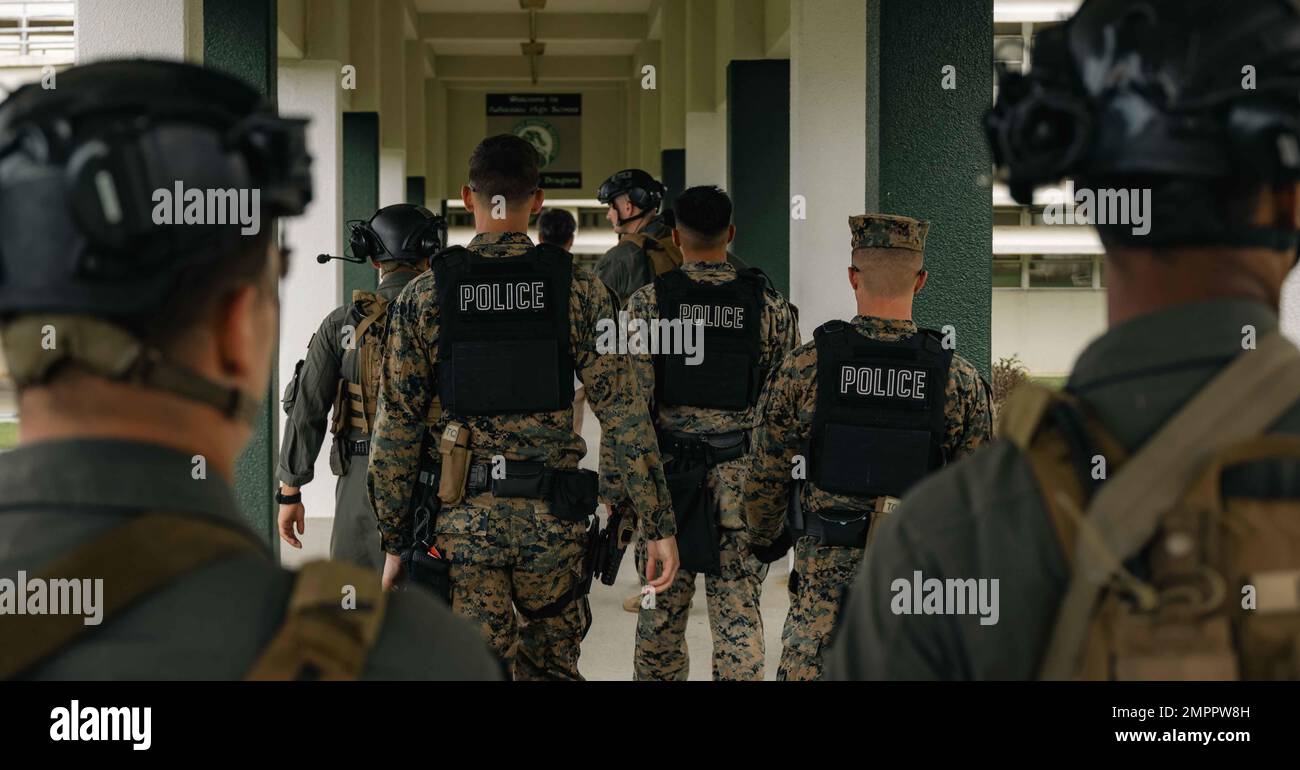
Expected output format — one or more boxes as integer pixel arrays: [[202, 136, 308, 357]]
[[486, 94, 582, 189]]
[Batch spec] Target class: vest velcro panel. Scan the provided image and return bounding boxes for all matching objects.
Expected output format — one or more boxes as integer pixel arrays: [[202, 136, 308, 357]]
[[809, 321, 953, 497], [652, 268, 765, 410], [433, 244, 575, 416]]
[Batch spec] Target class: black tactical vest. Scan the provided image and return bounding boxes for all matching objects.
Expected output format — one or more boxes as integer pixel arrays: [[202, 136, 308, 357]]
[[652, 268, 765, 410], [432, 243, 575, 415], [808, 320, 953, 498]]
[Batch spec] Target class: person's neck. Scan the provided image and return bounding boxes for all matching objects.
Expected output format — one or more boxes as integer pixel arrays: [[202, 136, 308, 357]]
[[683, 248, 727, 264], [474, 212, 531, 235], [18, 375, 242, 480], [857, 294, 914, 322], [380, 265, 419, 281], [622, 211, 653, 236], [1105, 247, 1283, 326]]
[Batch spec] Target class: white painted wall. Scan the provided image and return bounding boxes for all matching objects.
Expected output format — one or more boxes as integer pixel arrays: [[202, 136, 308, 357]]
[[993, 289, 1106, 376], [76, 0, 203, 63], [379, 148, 407, 207], [789, 0, 867, 342], [277, 61, 345, 563], [685, 109, 727, 188]]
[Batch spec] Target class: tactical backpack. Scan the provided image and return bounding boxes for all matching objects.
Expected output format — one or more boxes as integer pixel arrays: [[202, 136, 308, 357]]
[[1000, 332, 1300, 680], [625, 230, 684, 277], [0, 514, 388, 680], [332, 289, 391, 437]]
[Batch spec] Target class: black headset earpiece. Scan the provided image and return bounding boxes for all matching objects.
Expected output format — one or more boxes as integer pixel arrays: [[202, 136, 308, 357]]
[[1226, 98, 1300, 184], [347, 220, 384, 262], [400, 215, 447, 260]]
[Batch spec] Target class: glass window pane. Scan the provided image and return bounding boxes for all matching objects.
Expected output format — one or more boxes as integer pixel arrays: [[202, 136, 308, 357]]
[[993, 257, 1021, 288], [1028, 256, 1092, 288]]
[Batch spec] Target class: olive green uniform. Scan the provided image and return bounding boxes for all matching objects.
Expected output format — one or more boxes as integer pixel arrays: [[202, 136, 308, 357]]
[[594, 214, 674, 305], [368, 231, 675, 681], [0, 439, 501, 680], [626, 261, 801, 680], [279, 270, 418, 572], [745, 315, 992, 680], [825, 300, 1300, 680]]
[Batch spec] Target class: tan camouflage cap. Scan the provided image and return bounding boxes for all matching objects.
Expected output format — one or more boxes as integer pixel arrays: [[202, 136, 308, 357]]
[[849, 213, 930, 253]]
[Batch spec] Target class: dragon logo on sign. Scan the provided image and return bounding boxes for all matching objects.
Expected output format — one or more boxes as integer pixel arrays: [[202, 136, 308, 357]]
[[513, 118, 560, 168]]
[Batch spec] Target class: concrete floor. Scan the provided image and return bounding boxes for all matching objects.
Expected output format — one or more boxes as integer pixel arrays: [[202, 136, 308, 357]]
[[579, 545, 790, 681]]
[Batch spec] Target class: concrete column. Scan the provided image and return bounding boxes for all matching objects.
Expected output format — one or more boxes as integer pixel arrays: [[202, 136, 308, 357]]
[[348, 0, 382, 112], [344, 113, 380, 296], [789, 0, 867, 340], [277, 61, 345, 555], [425, 79, 448, 202], [404, 42, 427, 178], [205, 0, 279, 544], [867, 0, 993, 376], [378, 0, 407, 151], [730, 60, 789, 291], [659, 0, 687, 151], [684, 0, 724, 188], [636, 42, 662, 176], [76, 0, 204, 63], [380, 148, 407, 207]]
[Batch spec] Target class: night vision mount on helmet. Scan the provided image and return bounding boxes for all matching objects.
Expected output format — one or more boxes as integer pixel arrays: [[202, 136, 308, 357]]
[[986, 0, 1300, 250], [0, 59, 313, 424]]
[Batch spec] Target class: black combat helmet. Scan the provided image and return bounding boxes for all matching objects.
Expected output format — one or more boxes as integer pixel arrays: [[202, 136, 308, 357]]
[[349, 203, 447, 265], [986, 0, 1300, 248], [597, 168, 665, 216], [0, 60, 312, 423], [0, 59, 312, 319]]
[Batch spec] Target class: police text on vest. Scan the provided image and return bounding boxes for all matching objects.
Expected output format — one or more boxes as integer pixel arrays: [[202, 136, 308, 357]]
[[459, 281, 546, 311], [840, 365, 927, 400]]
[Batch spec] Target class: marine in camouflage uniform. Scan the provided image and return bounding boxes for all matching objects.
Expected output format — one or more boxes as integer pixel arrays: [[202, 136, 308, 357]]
[[369, 229, 676, 681], [745, 213, 992, 681], [278, 267, 421, 572], [626, 253, 800, 681]]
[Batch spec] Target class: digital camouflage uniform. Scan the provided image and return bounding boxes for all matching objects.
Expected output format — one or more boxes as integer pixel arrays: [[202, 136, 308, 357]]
[[594, 214, 676, 305], [279, 269, 419, 572], [368, 231, 675, 681], [824, 300, 1300, 680], [744, 214, 993, 681], [626, 261, 800, 681]]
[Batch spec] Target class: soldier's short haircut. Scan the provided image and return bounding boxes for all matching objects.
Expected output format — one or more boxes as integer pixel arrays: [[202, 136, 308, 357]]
[[674, 185, 732, 247], [537, 207, 577, 247], [852, 247, 924, 298], [468, 134, 542, 204]]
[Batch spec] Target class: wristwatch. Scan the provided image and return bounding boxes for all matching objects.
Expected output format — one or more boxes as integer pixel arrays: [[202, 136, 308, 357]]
[[275, 489, 302, 505]]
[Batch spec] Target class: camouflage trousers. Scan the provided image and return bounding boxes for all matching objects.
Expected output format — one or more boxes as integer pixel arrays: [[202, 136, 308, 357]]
[[778, 535, 864, 681], [433, 491, 592, 681], [633, 527, 768, 680]]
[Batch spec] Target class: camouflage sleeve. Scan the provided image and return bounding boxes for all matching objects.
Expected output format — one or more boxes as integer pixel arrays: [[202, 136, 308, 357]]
[[943, 354, 994, 461], [761, 290, 802, 380], [277, 309, 346, 487], [744, 347, 810, 547], [624, 283, 658, 408], [594, 242, 647, 306], [368, 273, 437, 555], [573, 269, 676, 540]]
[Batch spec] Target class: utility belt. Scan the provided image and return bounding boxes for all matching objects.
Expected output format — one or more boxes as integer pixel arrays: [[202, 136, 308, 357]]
[[787, 489, 899, 549], [658, 428, 750, 470], [659, 428, 749, 577], [434, 459, 599, 522]]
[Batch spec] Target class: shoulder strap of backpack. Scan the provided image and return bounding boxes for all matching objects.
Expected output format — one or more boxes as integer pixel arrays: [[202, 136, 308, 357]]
[[244, 560, 388, 681], [1037, 331, 1300, 680], [0, 513, 266, 680], [627, 231, 683, 276]]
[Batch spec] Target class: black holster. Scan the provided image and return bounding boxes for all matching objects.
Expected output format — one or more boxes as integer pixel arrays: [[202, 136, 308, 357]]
[[400, 444, 453, 605], [658, 430, 747, 577]]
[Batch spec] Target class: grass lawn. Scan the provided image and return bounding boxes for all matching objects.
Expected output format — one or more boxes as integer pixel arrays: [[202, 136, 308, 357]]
[[1030, 375, 1067, 390], [0, 422, 17, 450]]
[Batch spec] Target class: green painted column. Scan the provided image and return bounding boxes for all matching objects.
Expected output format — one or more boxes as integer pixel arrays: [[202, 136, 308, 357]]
[[660, 149, 685, 214], [406, 176, 426, 207], [204, 0, 278, 543], [343, 112, 380, 296], [867, 0, 993, 377], [728, 59, 791, 295]]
